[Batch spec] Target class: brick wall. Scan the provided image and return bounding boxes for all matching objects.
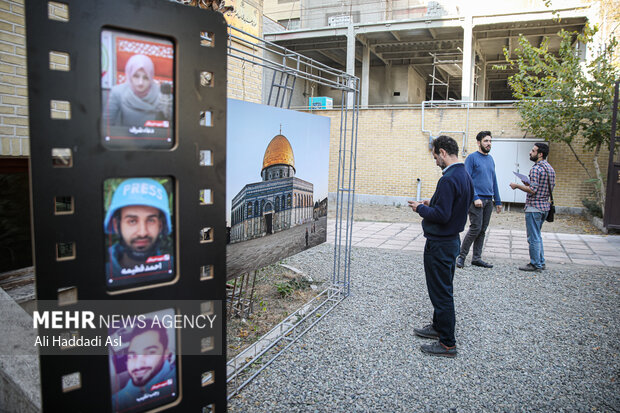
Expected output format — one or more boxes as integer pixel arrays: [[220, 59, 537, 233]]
[[0, 1, 608, 208], [321, 107, 610, 208], [0, 0, 27, 157], [226, 2, 264, 103], [0, 0, 264, 157], [227, 43, 263, 103]]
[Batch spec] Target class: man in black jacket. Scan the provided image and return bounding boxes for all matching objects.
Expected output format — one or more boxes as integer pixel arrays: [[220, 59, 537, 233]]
[[408, 135, 474, 358]]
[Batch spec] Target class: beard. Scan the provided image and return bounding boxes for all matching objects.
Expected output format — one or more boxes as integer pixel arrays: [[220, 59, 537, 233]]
[[129, 236, 155, 252], [130, 357, 165, 387], [120, 236, 160, 260], [530, 154, 538, 162], [480, 145, 491, 154]]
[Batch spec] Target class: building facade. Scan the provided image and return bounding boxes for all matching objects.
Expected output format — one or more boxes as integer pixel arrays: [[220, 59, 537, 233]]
[[263, 0, 599, 107], [230, 134, 314, 243]]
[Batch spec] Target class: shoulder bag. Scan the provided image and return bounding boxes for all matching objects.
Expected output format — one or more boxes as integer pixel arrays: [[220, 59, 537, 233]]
[[543, 164, 555, 222]]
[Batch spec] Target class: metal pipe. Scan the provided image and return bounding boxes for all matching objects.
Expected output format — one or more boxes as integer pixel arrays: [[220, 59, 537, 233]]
[[416, 178, 421, 202], [464, 102, 470, 156], [421, 99, 519, 150], [227, 291, 345, 399]]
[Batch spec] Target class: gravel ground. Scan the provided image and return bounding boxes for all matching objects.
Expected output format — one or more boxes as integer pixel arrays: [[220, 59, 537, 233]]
[[228, 243, 620, 412]]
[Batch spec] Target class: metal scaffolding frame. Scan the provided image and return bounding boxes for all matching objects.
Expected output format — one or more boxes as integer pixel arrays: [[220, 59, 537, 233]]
[[226, 25, 359, 399], [428, 52, 461, 102], [428, 52, 482, 103]]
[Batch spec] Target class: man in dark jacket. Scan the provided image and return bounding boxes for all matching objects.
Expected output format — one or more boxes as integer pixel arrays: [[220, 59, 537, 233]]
[[408, 135, 474, 358]]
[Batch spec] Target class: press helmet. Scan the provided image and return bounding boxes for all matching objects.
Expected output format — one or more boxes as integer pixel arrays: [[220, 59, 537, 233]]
[[104, 178, 172, 235]]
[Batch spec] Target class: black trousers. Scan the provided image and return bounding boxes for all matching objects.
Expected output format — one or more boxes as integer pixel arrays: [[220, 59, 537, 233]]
[[423, 237, 460, 347], [459, 199, 494, 262]]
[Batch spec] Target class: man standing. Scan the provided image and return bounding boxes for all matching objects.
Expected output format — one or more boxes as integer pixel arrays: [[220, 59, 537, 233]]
[[456, 131, 502, 269], [510, 142, 555, 272], [104, 178, 174, 285], [113, 322, 177, 412], [408, 136, 474, 358]]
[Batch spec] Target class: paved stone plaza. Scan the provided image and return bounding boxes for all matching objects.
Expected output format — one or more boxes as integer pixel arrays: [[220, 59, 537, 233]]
[[332, 220, 620, 268]]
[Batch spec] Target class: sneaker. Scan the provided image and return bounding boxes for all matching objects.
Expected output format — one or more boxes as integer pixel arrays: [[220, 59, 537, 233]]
[[456, 256, 465, 268], [519, 263, 542, 272], [420, 341, 457, 358], [414, 324, 439, 339], [541, 264, 547, 270], [471, 260, 493, 268]]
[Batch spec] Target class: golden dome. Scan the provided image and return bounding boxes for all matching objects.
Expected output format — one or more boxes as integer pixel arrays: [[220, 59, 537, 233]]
[[262, 134, 295, 171]]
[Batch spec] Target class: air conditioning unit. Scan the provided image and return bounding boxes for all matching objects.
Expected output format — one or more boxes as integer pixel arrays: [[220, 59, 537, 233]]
[[308, 97, 333, 110]]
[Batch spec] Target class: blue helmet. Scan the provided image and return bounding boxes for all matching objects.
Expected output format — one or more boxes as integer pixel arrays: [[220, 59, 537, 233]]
[[104, 178, 172, 235]]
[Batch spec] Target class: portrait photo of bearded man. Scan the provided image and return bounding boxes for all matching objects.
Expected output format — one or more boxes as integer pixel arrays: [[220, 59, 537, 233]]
[[111, 319, 177, 412], [104, 177, 174, 289]]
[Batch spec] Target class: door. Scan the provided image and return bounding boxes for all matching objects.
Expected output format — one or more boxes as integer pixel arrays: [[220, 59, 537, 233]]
[[265, 213, 273, 234], [605, 162, 620, 228], [514, 141, 536, 203], [490, 139, 537, 204]]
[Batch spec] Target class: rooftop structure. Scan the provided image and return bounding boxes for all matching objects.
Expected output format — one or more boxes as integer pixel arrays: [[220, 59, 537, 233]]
[[263, 0, 594, 107]]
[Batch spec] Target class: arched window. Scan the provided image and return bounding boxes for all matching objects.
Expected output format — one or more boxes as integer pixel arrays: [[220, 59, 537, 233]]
[[275, 196, 280, 212], [247, 202, 253, 218], [287, 193, 292, 208], [254, 200, 259, 217]]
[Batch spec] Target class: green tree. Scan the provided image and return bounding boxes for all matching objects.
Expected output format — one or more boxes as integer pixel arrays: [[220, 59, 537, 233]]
[[499, 25, 619, 211]]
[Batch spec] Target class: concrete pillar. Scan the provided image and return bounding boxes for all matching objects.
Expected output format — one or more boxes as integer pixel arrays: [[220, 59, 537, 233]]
[[362, 43, 370, 108], [461, 15, 475, 103], [385, 62, 392, 101], [346, 25, 356, 108], [478, 59, 487, 101]]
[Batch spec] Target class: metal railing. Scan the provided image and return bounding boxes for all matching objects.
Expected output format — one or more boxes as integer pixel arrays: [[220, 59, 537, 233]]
[[421, 99, 519, 154], [226, 24, 359, 399]]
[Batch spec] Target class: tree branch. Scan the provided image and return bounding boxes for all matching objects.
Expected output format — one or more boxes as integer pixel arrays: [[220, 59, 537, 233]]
[[592, 141, 606, 212], [566, 141, 593, 179]]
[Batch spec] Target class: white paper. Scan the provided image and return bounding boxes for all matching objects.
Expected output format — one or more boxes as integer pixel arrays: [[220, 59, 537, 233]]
[[513, 171, 530, 185]]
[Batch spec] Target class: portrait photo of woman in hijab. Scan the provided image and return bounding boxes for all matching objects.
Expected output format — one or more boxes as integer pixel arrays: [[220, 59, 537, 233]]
[[101, 30, 174, 149], [106, 54, 171, 127]]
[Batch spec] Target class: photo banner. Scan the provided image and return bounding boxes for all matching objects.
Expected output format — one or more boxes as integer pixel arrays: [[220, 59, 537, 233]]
[[226, 99, 331, 279]]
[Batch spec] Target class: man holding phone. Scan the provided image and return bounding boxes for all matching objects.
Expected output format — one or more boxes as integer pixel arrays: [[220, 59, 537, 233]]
[[409, 136, 474, 358]]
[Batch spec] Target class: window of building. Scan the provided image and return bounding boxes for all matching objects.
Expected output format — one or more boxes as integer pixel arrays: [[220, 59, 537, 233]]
[[277, 18, 300, 30]]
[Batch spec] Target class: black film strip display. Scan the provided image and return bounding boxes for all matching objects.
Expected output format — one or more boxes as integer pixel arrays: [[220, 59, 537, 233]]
[[26, 1, 227, 411]]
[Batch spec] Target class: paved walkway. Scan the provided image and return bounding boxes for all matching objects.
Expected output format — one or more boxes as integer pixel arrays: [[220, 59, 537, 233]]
[[328, 220, 620, 268]]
